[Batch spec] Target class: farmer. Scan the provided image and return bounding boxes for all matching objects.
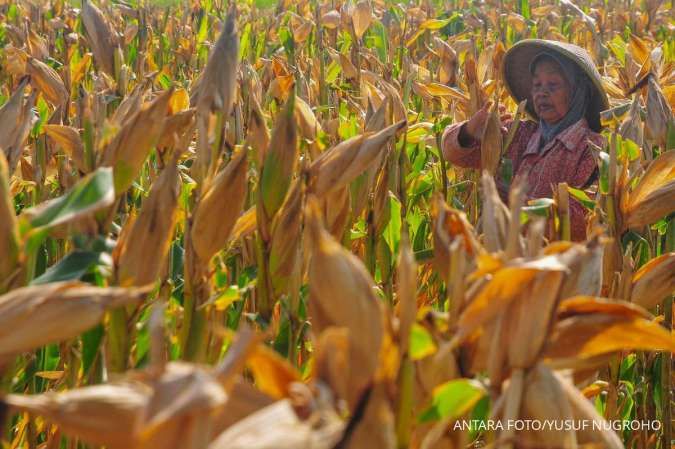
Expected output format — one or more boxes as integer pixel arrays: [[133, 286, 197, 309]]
[[442, 39, 608, 241]]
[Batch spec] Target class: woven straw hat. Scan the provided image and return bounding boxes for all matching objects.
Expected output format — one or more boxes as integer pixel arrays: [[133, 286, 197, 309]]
[[502, 39, 609, 132]]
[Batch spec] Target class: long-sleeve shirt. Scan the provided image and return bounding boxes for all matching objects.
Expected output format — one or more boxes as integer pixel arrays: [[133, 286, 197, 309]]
[[441, 117, 605, 241]]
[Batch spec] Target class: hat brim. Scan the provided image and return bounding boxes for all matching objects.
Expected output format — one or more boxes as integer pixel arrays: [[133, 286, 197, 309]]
[[502, 39, 609, 132]]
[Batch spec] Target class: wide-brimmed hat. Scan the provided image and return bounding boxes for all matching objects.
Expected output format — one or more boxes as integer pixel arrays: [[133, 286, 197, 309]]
[[502, 39, 609, 132]]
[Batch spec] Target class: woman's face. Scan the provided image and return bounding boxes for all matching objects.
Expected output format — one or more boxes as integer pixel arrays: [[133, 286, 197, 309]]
[[531, 59, 572, 125]]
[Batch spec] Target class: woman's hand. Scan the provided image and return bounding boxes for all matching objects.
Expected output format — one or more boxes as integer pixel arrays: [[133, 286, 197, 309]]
[[464, 102, 513, 141], [464, 102, 492, 142]]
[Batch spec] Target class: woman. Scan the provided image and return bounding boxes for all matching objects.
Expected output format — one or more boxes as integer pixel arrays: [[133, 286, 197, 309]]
[[442, 40, 609, 241]]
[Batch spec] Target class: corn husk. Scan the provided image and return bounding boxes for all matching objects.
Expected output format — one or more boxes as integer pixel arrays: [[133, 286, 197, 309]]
[[454, 255, 568, 345], [348, 382, 397, 449], [352, 0, 373, 38], [27, 57, 68, 106], [431, 194, 482, 283], [480, 107, 503, 176], [158, 109, 196, 153], [630, 252, 675, 309], [480, 171, 510, 252], [258, 93, 298, 240], [321, 10, 340, 29], [294, 96, 322, 142], [81, 0, 119, 76], [644, 75, 674, 148], [0, 78, 36, 173], [0, 152, 20, 291], [100, 89, 172, 194], [43, 124, 87, 173], [247, 96, 270, 167], [213, 378, 275, 433], [520, 364, 577, 449], [4, 382, 151, 449], [618, 95, 643, 147], [506, 269, 565, 369], [191, 148, 248, 263], [309, 120, 406, 197], [622, 149, 675, 229], [313, 327, 351, 404], [208, 396, 344, 449], [133, 362, 229, 449], [558, 368, 624, 449], [0, 282, 149, 357], [194, 11, 238, 115], [397, 235, 418, 356], [116, 163, 180, 287], [5, 361, 230, 449], [305, 197, 384, 408], [269, 179, 304, 298]]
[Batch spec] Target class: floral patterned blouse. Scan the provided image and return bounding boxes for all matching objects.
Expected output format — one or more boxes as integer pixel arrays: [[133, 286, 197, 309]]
[[442, 117, 605, 241]]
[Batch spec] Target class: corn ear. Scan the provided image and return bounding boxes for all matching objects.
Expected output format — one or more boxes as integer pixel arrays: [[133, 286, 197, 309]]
[[308, 120, 406, 197], [81, 0, 119, 76], [43, 124, 87, 173], [0, 152, 20, 292], [247, 96, 270, 168], [26, 57, 68, 106], [193, 11, 238, 115], [397, 235, 417, 356], [258, 93, 298, 240], [480, 107, 503, 176], [481, 171, 510, 252], [100, 89, 172, 194], [208, 397, 344, 449], [521, 364, 577, 449], [305, 196, 384, 408], [116, 162, 181, 287], [4, 383, 151, 449], [644, 75, 674, 148], [191, 148, 248, 263], [269, 179, 304, 297], [0, 77, 35, 173]]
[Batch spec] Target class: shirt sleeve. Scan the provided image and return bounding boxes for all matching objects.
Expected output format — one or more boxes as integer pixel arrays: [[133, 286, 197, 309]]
[[440, 121, 482, 169]]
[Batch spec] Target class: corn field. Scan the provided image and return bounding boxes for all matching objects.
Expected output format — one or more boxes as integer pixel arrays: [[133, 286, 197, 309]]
[[0, 0, 674, 448]]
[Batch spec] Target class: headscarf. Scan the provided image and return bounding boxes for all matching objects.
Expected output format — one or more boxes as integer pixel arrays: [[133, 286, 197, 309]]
[[529, 51, 592, 150]]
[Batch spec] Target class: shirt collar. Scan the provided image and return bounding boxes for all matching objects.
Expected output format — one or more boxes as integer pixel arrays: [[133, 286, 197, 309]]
[[524, 118, 591, 156]]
